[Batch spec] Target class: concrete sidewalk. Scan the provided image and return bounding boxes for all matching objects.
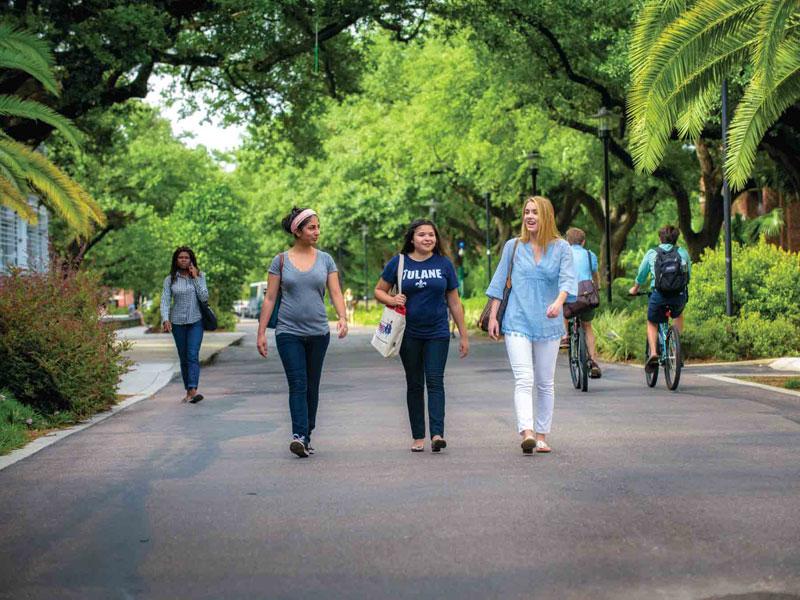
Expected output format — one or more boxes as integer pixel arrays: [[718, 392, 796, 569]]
[[117, 326, 245, 397]]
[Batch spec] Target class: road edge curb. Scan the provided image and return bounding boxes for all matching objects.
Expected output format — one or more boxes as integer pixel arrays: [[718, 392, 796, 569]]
[[698, 374, 800, 400]]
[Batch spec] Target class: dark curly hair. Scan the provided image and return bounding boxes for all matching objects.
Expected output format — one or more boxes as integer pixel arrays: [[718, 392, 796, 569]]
[[400, 219, 443, 255], [281, 206, 315, 236], [170, 246, 198, 283]]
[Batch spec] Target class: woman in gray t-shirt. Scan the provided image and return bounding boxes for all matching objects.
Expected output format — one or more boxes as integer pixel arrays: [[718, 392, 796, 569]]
[[256, 207, 348, 458]]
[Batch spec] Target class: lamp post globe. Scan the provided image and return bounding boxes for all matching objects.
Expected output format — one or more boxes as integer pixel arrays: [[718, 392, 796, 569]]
[[526, 150, 541, 196]]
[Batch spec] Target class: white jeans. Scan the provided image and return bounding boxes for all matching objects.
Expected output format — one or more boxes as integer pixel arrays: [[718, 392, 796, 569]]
[[504, 334, 560, 434]]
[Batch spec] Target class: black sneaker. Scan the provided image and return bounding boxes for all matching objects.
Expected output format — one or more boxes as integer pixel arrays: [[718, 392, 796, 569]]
[[645, 355, 659, 374], [290, 435, 309, 458], [306, 445, 315, 455]]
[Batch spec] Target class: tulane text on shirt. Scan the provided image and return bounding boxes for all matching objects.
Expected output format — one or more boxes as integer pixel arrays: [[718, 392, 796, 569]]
[[403, 268, 443, 280]]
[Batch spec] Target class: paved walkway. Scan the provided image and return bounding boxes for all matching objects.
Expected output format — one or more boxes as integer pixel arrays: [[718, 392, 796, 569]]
[[1, 323, 799, 599]]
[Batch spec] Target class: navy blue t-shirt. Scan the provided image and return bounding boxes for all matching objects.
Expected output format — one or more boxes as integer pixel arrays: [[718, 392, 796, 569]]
[[381, 254, 458, 339]]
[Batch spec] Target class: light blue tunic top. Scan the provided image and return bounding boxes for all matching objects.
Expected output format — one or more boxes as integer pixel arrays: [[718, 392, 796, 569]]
[[486, 238, 578, 341]]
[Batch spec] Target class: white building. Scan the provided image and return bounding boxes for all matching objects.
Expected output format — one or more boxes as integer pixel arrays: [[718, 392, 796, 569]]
[[0, 199, 49, 274]]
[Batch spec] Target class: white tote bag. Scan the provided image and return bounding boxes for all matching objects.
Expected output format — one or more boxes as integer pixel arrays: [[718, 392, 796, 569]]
[[371, 254, 407, 358]]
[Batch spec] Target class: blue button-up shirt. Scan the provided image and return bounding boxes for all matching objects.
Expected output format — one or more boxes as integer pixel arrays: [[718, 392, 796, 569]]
[[160, 273, 209, 325], [486, 238, 578, 341]]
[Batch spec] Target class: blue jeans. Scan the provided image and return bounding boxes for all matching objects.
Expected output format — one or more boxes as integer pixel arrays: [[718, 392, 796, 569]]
[[399, 336, 450, 439], [276, 333, 330, 442], [171, 320, 204, 390]]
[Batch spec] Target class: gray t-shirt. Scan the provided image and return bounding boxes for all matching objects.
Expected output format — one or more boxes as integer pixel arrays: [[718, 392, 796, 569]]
[[269, 250, 337, 337]]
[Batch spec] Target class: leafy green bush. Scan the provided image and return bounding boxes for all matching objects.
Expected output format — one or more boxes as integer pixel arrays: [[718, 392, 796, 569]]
[[0, 268, 131, 418], [686, 241, 800, 359], [590, 241, 800, 362], [593, 309, 646, 361], [785, 378, 800, 390]]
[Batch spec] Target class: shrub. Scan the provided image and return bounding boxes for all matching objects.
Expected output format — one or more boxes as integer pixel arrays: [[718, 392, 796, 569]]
[[734, 311, 800, 358], [593, 309, 646, 361], [691, 240, 800, 326], [785, 378, 800, 390], [0, 267, 131, 418]]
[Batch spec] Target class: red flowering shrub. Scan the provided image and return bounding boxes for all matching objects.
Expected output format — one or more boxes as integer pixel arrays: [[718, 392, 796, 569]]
[[0, 266, 131, 418]]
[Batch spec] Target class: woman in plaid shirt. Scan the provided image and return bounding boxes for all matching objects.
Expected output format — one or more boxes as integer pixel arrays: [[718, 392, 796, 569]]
[[161, 246, 209, 403]]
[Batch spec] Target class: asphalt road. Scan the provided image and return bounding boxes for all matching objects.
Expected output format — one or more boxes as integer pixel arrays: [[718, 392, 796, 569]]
[[1, 323, 799, 600]]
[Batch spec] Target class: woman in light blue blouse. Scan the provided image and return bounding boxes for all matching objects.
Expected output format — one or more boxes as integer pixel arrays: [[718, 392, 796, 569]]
[[486, 196, 577, 454], [161, 246, 209, 404]]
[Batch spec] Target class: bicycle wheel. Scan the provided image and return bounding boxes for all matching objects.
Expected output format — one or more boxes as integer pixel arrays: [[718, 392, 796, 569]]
[[644, 338, 658, 387], [578, 326, 589, 392], [568, 321, 581, 389], [664, 327, 682, 391]]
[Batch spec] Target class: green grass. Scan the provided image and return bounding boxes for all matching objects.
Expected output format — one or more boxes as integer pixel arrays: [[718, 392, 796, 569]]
[[0, 389, 79, 455], [0, 391, 41, 455]]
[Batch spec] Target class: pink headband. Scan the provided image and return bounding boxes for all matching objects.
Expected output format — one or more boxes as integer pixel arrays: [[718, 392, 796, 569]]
[[290, 209, 317, 234]]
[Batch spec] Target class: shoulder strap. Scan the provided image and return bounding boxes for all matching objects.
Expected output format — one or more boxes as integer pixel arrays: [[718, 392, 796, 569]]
[[505, 239, 520, 289], [279, 252, 285, 273], [398, 254, 404, 294]]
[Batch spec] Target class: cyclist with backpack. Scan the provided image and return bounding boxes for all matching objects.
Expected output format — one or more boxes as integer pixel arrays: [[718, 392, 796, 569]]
[[629, 225, 691, 374]]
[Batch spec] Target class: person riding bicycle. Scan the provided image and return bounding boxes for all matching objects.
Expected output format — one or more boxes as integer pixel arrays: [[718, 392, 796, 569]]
[[564, 228, 602, 378], [629, 225, 691, 374]]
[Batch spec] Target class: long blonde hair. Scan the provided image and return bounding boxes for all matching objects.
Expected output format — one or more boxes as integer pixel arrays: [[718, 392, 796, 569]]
[[519, 196, 561, 246]]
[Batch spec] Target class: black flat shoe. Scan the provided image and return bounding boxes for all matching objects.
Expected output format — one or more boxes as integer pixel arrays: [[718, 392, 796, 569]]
[[189, 394, 204, 404], [431, 438, 447, 452]]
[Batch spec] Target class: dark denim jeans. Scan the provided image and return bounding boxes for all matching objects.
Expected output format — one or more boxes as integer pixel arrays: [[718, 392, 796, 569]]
[[276, 332, 330, 442], [171, 320, 204, 390], [399, 336, 450, 439]]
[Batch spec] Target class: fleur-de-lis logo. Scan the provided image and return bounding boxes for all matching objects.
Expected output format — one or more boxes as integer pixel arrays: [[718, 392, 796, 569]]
[[415, 279, 427, 288]]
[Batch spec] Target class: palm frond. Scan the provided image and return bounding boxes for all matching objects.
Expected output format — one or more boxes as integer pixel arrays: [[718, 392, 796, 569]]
[[0, 47, 59, 95], [0, 138, 104, 233], [0, 95, 81, 146], [726, 38, 800, 189], [629, 0, 689, 82], [0, 174, 35, 220], [752, 0, 798, 91], [0, 24, 59, 95]]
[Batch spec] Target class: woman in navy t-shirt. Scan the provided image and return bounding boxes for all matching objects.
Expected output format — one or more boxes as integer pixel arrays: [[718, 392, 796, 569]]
[[375, 219, 469, 453]]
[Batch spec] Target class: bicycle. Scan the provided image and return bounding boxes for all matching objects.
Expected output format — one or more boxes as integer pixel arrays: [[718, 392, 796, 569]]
[[630, 291, 682, 391], [567, 314, 589, 392]]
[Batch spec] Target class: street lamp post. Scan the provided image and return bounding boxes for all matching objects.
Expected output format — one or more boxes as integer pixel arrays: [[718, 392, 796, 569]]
[[361, 224, 369, 311], [485, 192, 492, 286], [590, 107, 619, 304], [526, 150, 541, 196], [721, 80, 734, 316]]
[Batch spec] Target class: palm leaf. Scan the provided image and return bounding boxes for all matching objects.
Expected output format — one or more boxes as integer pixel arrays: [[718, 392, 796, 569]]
[[0, 138, 104, 233], [629, 0, 763, 173], [0, 95, 81, 146], [0, 24, 59, 95], [752, 0, 798, 91], [0, 174, 35, 220], [726, 37, 800, 189], [0, 47, 59, 96]]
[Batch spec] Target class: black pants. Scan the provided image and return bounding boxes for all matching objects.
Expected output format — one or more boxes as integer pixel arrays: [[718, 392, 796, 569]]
[[399, 336, 450, 439]]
